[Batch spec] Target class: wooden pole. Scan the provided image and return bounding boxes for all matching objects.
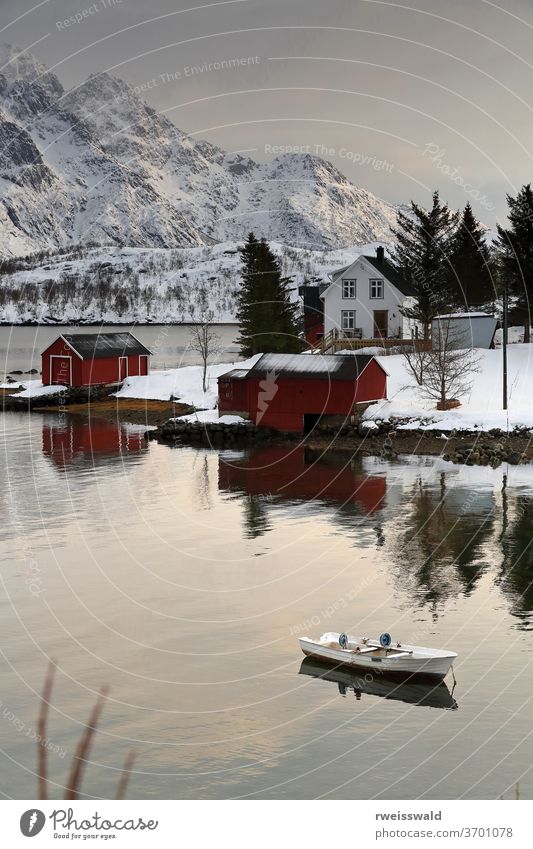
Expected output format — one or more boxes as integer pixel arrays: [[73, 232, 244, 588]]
[[502, 284, 508, 411]]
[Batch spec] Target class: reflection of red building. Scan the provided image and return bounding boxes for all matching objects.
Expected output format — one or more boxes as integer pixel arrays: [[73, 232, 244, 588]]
[[42, 418, 147, 469], [218, 446, 386, 515], [219, 353, 387, 433]]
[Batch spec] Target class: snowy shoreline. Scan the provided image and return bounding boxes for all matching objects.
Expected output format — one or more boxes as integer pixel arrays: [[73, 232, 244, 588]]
[[4, 345, 533, 437]]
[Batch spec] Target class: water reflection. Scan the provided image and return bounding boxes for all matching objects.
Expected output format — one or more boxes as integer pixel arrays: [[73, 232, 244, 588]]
[[393, 471, 495, 607], [42, 416, 148, 471], [218, 445, 386, 538], [3, 411, 533, 798], [299, 658, 458, 711], [498, 487, 533, 627]]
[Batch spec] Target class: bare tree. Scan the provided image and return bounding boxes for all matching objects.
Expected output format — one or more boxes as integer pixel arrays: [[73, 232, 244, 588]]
[[423, 319, 480, 408], [189, 312, 222, 393], [404, 319, 480, 408]]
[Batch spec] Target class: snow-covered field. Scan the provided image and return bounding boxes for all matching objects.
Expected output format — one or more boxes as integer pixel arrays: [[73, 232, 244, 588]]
[[114, 355, 261, 408], [365, 344, 533, 431]]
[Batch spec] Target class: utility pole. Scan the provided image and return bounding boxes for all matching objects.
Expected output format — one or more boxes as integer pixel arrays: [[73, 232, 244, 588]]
[[502, 282, 508, 411]]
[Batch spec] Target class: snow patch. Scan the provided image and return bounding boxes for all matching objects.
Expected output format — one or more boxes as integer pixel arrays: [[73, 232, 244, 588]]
[[363, 344, 533, 431]]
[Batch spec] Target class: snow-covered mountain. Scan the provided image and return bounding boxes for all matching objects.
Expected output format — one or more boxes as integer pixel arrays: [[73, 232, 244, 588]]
[[0, 240, 382, 324], [0, 43, 399, 257]]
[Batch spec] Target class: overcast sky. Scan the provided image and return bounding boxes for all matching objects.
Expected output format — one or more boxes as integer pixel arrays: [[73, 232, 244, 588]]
[[3, 0, 533, 224]]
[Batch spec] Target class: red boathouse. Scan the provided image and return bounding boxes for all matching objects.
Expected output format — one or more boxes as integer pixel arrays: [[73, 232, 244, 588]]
[[42, 332, 151, 387], [218, 353, 387, 432]]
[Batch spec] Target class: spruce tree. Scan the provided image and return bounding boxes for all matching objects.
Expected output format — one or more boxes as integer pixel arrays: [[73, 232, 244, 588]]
[[496, 184, 533, 343], [392, 191, 458, 339], [447, 203, 494, 309], [236, 234, 302, 356]]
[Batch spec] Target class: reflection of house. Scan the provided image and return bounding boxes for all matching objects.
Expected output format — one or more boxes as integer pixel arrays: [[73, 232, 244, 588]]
[[42, 332, 151, 387], [42, 418, 147, 470], [322, 246, 416, 340], [218, 353, 387, 432], [218, 446, 386, 515]]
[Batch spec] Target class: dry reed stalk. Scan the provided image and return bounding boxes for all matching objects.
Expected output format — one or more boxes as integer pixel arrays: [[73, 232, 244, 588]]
[[37, 660, 56, 800], [37, 666, 137, 800], [65, 685, 110, 800], [115, 750, 137, 800]]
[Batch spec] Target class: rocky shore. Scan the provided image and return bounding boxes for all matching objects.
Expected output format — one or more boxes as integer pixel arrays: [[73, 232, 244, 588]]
[[147, 417, 299, 446], [148, 415, 533, 465], [3, 387, 532, 464]]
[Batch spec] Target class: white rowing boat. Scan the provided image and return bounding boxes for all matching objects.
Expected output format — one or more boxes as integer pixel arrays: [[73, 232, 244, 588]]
[[299, 631, 457, 681]]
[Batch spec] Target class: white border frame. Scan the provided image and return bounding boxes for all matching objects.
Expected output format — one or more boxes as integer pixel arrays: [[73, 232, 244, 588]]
[[118, 356, 128, 381]]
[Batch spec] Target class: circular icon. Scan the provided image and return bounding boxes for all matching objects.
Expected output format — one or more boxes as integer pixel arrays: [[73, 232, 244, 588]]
[[339, 633, 348, 649], [379, 632, 392, 648], [20, 810, 46, 837]]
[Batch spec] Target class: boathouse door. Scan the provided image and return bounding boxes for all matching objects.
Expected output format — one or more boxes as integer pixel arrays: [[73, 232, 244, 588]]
[[50, 355, 72, 386]]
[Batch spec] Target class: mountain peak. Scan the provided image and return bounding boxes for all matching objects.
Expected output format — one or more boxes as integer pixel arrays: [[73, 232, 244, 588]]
[[0, 43, 63, 99], [0, 44, 399, 256]]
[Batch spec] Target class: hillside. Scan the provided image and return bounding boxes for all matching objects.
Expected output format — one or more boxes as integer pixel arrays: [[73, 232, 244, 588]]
[[0, 241, 382, 324]]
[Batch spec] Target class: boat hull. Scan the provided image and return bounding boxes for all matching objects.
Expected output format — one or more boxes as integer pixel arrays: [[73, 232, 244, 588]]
[[299, 635, 456, 682]]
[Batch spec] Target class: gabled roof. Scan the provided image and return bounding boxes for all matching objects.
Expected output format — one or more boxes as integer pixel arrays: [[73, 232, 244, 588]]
[[324, 254, 415, 298], [243, 352, 382, 381], [45, 332, 151, 359], [364, 255, 415, 296]]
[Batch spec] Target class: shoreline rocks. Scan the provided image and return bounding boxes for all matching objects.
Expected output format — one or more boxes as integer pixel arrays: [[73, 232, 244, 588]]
[[149, 418, 300, 446]]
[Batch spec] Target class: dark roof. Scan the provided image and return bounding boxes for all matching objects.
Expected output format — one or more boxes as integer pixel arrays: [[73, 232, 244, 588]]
[[244, 353, 378, 381], [59, 332, 151, 359], [220, 368, 249, 380], [363, 255, 415, 296]]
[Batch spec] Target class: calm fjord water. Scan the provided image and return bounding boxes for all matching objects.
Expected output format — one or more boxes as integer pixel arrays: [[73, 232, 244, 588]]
[[1, 411, 532, 800]]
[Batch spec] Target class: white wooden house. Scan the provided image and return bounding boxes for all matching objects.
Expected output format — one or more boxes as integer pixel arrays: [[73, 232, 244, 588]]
[[321, 247, 417, 340]]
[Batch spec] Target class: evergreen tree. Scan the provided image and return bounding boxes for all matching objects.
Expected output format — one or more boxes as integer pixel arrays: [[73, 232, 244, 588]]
[[496, 184, 533, 343], [236, 233, 302, 356], [447, 203, 495, 309], [392, 191, 458, 339]]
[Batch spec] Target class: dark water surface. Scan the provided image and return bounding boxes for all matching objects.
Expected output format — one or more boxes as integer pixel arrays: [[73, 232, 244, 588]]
[[1, 411, 532, 799]]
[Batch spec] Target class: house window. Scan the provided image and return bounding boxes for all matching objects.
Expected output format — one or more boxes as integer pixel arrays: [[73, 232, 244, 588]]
[[342, 279, 356, 299], [341, 310, 356, 331], [370, 279, 384, 299]]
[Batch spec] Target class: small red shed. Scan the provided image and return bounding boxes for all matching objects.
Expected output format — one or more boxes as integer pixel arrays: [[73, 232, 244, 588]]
[[218, 353, 387, 433], [42, 332, 151, 387]]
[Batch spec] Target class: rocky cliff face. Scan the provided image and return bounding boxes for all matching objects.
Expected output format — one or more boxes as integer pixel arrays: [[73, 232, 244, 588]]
[[0, 43, 398, 257]]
